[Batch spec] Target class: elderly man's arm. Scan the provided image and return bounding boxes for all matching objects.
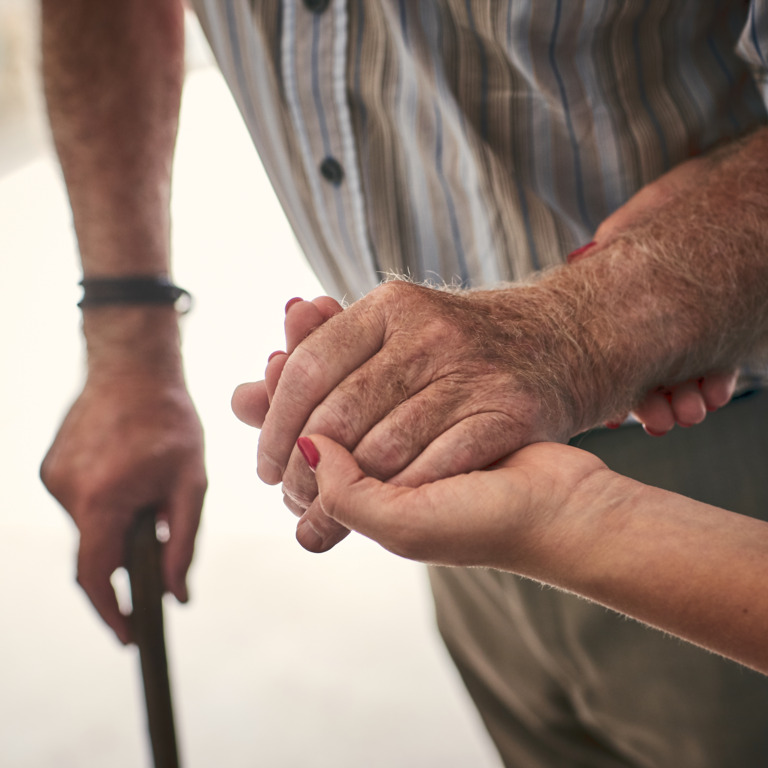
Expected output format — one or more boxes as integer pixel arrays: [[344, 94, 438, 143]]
[[254, 127, 768, 553], [39, 0, 206, 644], [305, 434, 768, 677]]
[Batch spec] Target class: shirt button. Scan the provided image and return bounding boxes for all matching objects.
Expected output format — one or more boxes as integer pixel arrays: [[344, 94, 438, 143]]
[[320, 156, 344, 186], [303, 0, 330, 13]]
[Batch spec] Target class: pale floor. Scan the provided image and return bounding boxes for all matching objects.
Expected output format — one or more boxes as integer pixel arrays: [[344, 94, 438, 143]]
[[0, 63, 502, 767]]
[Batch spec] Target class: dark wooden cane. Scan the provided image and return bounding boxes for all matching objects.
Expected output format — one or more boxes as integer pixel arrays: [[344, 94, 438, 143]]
[[126, 508, 181, 768]]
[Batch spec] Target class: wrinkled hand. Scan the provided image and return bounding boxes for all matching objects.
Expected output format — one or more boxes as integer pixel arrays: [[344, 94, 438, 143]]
[[302, 434, 606, 574], [41, 376, 206, 644], [236, 283, 597, 553], [233, 293, 736, 553]]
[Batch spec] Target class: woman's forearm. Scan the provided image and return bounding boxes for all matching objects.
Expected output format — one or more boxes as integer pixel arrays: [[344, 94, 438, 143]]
[[539, 469, 768, 675]]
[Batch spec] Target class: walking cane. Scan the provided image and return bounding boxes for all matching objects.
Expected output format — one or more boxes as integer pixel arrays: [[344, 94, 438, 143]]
[[126, 507, 182, 768]]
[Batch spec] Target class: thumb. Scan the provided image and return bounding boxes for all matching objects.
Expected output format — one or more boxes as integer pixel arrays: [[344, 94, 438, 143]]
[[297, 435, 404, 537], [231, 381, 270, 428], [298, 435, 370, 523]]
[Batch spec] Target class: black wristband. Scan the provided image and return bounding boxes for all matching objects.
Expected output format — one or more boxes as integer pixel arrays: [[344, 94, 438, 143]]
[[78, 276, 192, 313]]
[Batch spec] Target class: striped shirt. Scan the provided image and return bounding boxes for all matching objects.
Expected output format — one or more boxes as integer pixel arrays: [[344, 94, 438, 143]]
[[188, 0, 768, 302]]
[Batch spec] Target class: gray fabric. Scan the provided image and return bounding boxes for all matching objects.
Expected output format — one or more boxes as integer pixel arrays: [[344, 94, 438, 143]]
[[430, 389, 768, 767]]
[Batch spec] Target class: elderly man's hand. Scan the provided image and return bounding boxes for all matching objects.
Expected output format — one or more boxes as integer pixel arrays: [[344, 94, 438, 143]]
[[41, 375, 206, 644], [233, 294, 736, 552], [245, 281, 602, 551]]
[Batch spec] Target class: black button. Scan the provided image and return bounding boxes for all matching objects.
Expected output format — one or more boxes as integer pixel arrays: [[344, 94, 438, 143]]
[[320, 156, 344, 186], [303, 0, 330, 13]]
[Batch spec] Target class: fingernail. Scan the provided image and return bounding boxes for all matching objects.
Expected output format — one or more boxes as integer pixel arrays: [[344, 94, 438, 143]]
[[566, 241, 597, 264], [605, 421, 622, 429], [285, 297, 303, 313], [268, 350, 285, 362], [296, 436, 319, 471], [644, 426, 668, 437]]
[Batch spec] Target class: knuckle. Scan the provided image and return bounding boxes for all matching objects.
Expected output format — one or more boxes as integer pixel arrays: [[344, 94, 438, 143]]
[[280, 345, 326, 398], [357, 423, 416, 480], [306, 399, 359, 447], [371, 278, 428, 314], [373, 278, 413, 301], [282, 491, 306, 517]]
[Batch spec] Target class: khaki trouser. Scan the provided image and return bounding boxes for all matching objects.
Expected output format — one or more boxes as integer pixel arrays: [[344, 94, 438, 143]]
[[430, 389, 768, 768]]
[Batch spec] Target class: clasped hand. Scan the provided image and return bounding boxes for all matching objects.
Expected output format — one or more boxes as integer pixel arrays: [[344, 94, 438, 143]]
[[233, 286, 735, 556]]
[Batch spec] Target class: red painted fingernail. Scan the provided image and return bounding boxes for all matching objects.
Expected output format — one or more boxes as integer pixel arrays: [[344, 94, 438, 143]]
[[566, 241, 597, 264], [285, 297, 303, 313], [296, 436, 320, 471], [268, 350, 285, 362], [644, 426, 668, 437], [605, 421, 622, 429]]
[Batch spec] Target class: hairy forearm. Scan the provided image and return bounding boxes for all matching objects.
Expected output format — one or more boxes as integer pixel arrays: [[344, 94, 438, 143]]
[[42, 0, 187, 371], [478, 127, 768, 432], [536, 470, 768, 675], [42, 0, 185, 275]]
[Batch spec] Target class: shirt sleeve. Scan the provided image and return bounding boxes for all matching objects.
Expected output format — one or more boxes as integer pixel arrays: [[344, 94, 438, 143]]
[[738, 1, 768, 106]]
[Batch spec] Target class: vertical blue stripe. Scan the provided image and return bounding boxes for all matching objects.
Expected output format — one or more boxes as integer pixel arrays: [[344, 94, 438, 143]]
[[549, 0, 593, 230], [632, 0, 670, 170]]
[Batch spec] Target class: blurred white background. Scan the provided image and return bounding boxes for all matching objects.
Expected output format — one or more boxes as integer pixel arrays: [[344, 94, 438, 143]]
[[0, 3, 500, 766]]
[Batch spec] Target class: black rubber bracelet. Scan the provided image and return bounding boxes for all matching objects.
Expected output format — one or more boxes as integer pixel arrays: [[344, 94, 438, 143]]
[[78, 276, 192, 313]]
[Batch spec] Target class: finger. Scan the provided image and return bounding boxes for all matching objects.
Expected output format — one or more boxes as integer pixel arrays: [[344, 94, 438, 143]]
[[282, 488, 307, 517], [354, 377, 522, 481], [296, 496, 351, 553], [632, 390, 675, 436], [270, 297, 342, 403], [162, 473, 206, 603], [277, 358, 480, 507], [77, 531, 131, 644], [265, 352, 288, 403], [258, 299, 389, 484], [700, 370, 738, 411], [285, 299, 326, 353], [669, 380, 707, 427], [307, 435, 412, 549], [231, 381, 270, 428], [387, 410, 536, 487], [311, 295, 344, 320], [284, 296, 343, 353], [310, 434, 496, 563]]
